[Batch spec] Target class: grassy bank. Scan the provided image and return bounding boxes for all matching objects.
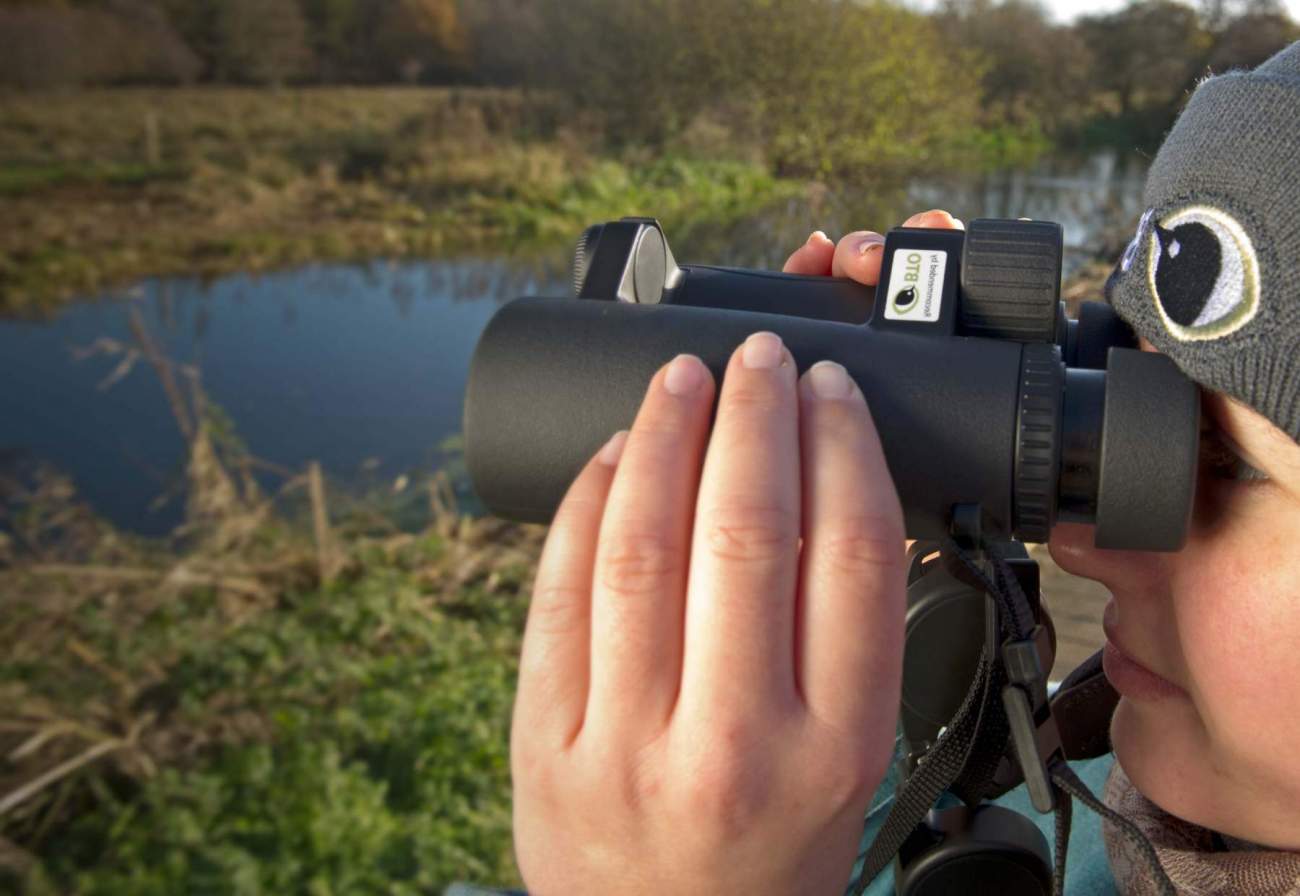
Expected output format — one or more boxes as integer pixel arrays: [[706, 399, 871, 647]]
[[1, 85, 1112, 894], [0, 87, 808, 316], [0, 256, 1117, 892], [1, 377, 546, 893], [2, 490, 544, 895]]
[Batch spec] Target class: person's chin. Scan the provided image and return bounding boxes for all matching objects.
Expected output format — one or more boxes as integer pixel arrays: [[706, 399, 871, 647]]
[[1110, 697, 1220, 832]]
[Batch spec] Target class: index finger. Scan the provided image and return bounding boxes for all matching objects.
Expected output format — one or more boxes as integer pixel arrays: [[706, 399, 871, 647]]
[[831, 211, 966, 285], [782, 230, 835, 275]]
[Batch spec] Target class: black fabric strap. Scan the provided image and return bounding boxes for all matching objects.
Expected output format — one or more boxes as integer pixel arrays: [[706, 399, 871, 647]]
[[1052, 773, 1073, 894], [849, 539, 1176, 896], [946, 535, 1035, 638], [1050, 762, 1177, 896], [1051, 650, 1119, 761], [851, 644, 998, 894], [853, 538, 1029, 895]]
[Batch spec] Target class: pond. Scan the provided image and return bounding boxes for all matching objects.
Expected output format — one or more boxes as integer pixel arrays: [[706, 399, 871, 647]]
[[0, 150, 1150, 534]]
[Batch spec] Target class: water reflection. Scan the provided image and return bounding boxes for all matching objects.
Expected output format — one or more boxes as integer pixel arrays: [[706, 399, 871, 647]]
[[681, 150, 1149, 278], [906, 150, 1150, 274], [0, 257, 570, 534], [0, 150, 1150, 532]]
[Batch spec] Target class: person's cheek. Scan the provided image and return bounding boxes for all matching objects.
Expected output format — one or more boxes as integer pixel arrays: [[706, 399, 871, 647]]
[[1175, 524, 1300, 771]]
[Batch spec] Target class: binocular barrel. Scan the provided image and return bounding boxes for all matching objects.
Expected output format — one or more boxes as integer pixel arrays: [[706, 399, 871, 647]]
[[463, 219, 1201, 551]]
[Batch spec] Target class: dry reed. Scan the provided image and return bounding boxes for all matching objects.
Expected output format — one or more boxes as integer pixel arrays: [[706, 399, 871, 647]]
[[0, 308, 546, 856]]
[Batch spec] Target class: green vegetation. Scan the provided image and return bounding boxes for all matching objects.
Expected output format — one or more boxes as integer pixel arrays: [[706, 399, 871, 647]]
[[2, 486, 543, 894], [0, 256, 1117, 894], [0, 86, 807, 314], [3, 1, 1294, 314], [5, 0, 1296, 147], [0, 333, 546, 892], [2, 1, 1296, 890]]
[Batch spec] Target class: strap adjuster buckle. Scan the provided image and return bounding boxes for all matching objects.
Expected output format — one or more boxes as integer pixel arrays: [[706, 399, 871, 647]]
[[1001, 625, 1064, 813]]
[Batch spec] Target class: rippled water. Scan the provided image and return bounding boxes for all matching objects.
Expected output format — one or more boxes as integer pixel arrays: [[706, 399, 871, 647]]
[[0, 150, 1150, 532]]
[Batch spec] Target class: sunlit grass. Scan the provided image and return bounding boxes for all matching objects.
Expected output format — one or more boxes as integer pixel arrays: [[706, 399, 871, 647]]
[[0, 87, 806, 315], [0, 329, 544, 891]]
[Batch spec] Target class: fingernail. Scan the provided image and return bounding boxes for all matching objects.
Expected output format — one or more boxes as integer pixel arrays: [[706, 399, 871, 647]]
[[670, 351, 712, 392], [742, 331, 783, 369], [808, 229, 832, 246], [904, 210, 947, 228], [808, 361, 854, 399], [599, 430, 629, 466], [856, 233, 885, 256], [952, 217, 965, 230], [664, 354, 704, 395]]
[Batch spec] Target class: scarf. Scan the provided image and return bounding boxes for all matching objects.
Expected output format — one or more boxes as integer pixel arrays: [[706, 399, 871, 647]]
[[1101, 761, 1300, 895]]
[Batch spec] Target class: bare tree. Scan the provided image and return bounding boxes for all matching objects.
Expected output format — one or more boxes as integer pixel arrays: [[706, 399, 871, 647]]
[[1077, 1, 1208, 119], [1207, 10, 1299, 72], [936, 0, 1095, 135], [0, 2, 199, 87]]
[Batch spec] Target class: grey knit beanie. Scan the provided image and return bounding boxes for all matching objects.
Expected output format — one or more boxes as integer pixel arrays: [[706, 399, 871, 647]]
[[1106, 40, 1300, 442]]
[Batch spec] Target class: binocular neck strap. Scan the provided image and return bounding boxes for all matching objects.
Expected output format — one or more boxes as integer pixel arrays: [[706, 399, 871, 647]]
[[1049, 762, 1177, 896], [850, 539, 1176, 896]]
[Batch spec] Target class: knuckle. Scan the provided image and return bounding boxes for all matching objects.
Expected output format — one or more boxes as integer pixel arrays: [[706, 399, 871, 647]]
[[620, 740, 667, 813], [803, 726, 891, 815], [619, 423, 692, 475], [634, 420, 689, 446], [720, 381, 783, 415], [510, 729, 548, 783], [576, 734, 666, 817], [813, 755, 883, 817], [528, 581, 588, 636], [598, 528, 682, 598], [811, 395, 864, 433], [554, 492, 603, 523], [701, 504, 798, 564], [512, 730, 569, 810], [814, 514, 905, 576], [676, 731, 771, 840]]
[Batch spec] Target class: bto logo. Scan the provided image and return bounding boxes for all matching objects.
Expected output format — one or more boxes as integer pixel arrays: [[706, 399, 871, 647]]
[[892, 251, 924, 315], [884, 248, 946, 324], [892, 285, 919, 314]]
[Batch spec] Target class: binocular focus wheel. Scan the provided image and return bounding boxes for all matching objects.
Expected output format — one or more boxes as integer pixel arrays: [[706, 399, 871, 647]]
[[573, 224, 604, 295], [1014, 344, 1064, 544], [960, 220, 1063, 344]]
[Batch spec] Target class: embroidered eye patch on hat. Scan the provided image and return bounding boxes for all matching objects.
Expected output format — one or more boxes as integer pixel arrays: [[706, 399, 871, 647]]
[[1118, 204, 1260, 342], [1105, 40, 1300, 443]]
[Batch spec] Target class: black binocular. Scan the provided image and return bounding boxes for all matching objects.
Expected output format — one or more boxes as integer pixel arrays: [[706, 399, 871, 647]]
[[464, 216, 1200, 552]]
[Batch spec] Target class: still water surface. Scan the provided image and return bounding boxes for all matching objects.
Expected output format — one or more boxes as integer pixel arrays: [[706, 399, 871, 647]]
[[0, 151, 1150, 533]]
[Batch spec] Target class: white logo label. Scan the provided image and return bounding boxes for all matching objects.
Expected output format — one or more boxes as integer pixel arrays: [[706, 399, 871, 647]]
[[884, 249, 947, 323]]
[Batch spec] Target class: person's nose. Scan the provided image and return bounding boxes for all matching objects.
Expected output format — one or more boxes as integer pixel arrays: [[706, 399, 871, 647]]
[[1047, 522, 1173, 597]]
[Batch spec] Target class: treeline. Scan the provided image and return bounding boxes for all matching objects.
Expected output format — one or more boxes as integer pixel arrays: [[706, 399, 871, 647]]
[[935, 0, 1300, 145], [0, 0, 1296, 157], [0, 0, 474, 87], [513, 0, 1298, 165]]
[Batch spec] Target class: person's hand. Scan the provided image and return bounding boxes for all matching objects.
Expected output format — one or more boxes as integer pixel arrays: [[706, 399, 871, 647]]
[[509, 208, 962, 895], [782, 208, 964, 559], [511, 329, 906, 894], [781, 209, 964, 283]]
